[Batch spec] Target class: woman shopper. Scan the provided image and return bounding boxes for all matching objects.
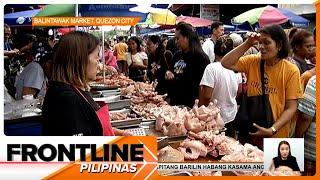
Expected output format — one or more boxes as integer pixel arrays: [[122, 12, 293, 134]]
[[104, 40, 118, 70], [289, 29, 315, 74], [269, 140, 301, 173], [167, 22, 210, 107], [221, 25, 302, 145], [126, 36, 148, 82], [146, 35, 173, 95], [42, 31, 131, 136]]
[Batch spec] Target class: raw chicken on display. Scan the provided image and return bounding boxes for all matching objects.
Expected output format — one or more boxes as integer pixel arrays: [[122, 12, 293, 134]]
[[158, 146, 184, 162], [155, 100, 225, 137]]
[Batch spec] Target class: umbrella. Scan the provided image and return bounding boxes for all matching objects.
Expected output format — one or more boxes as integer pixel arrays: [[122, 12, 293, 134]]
[[232, 5, 309, 28], [278, 8, 310, 27], [176, 15, 212, 27], [36, 4, 75, 17], [148, 8, 176, 25], [4, 9, 40, 27]]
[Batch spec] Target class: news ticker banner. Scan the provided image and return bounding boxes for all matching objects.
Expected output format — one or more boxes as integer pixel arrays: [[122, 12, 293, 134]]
[[0, 136, 267, 179], [32, 17, 141, 26], [158, 163, 264, 172]]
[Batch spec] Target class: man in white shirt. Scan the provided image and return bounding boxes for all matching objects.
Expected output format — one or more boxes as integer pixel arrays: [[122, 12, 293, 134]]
[[199, 35, 242, 137], [202, 22, 224, 63]]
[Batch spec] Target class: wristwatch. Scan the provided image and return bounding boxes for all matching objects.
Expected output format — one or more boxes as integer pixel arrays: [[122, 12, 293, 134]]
[[271, 126, 277, 135]]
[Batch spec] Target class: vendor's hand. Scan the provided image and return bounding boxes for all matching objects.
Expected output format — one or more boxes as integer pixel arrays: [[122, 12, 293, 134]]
[[9, 49, 20, 56], [245, 32, 260, 47], [105, 66, 118, 75], [165, 70, 174, 80], [13, 49, 21, 56], [249, 123, 273, 137]]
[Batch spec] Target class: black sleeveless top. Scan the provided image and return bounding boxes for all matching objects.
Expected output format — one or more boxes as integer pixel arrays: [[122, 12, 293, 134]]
[[273, 156, 300, 171]]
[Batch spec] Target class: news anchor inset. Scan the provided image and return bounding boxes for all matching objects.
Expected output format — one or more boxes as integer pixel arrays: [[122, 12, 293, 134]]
[[269, 140, 301, 173]]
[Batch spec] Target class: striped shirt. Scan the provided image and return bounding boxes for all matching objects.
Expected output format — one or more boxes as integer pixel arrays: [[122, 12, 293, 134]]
[[298, 75, 316, 161]]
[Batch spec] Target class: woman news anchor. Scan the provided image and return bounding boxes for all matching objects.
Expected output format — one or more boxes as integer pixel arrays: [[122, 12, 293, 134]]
[[269, 140, 301, 173]]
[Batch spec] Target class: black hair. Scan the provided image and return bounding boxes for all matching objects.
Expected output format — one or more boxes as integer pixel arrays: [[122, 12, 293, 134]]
[[148, 35, 165, 54], [290, 29, 313, 53], [211, 21, 223, 33], [38, 51, 53, 66], [258, 24, 289, 59], [288, 27, 299, 42], [104, 40, 110, 49], [128, 36, 142, 53], [176, 22, 202, 53], [277, 140, 292, 158], [118, 36, 124, 41], [37, 41, 58, 66], [214, 35, 234, 57]]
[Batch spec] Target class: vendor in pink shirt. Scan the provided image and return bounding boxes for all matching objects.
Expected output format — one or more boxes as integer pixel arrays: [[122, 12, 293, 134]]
[[104, 40, 118, 70]]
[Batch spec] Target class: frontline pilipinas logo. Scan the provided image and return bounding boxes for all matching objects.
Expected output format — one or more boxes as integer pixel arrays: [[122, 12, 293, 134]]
[[3, 137, 158, 179]]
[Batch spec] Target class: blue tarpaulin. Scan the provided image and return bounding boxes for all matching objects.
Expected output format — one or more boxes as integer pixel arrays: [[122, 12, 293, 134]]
[[278, 8, 309, 28], [4, 9, 40, 27]]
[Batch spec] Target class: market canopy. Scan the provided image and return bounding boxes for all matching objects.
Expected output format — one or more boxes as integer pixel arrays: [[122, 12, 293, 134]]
[[136, 6, 177, 27], [149, 9, 176, 25], [176, 16, 213, 27], [278, 8, 310, 27], [232, 5, 309, 28], [36, 4, 75, 17], [4, 9, 40, 27]]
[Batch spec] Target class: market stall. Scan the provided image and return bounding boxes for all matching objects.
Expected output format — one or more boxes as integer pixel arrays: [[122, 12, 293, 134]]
[[85, 73, 270, 176], [3, 69, 302, 176]]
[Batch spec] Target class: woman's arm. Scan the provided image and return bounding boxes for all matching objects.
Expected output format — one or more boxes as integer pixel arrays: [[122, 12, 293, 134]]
[[199, 85, 213, 106], [131, 63, 148, 69], [269, 160, 275, 172], [295, 112, 313, 137], [250, 99, 298, 137], [22, 87, 39, 98], [113, 46, 117, 56], [4, 50, 19, 57], [271, 99, 298, 134], [163, 50, 173, 69], [221, 32, 260, 71], [19, 42, 33, 54], [292, 157, 301, 172]]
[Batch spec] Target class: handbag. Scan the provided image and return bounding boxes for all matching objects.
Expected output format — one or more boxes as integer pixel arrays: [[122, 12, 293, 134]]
[[235, 60, 274, 137]]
